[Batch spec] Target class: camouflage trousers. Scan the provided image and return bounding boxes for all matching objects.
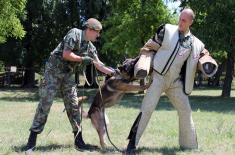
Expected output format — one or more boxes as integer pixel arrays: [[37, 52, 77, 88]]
[[30, 57, 81, 133]]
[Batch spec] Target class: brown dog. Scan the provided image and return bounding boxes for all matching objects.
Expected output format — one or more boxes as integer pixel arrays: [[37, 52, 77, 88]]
[[83, 57, 150, 149]]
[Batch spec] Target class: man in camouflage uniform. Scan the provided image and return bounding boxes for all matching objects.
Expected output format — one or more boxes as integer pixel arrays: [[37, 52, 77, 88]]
[[25, 18, 116, 153]]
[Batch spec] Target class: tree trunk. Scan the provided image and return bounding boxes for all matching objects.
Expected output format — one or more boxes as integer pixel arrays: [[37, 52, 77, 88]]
[[212, 61, 225, 86], [221, 51, 234, 97], [23, 67, 36, 88], [22, 5, 36, 88]]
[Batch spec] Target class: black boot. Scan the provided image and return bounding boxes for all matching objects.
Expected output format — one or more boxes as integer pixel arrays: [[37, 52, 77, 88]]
[[25, 131, 37, 152], [74, 131, 91, 151], [126, 136, 137, 155], [126, 112, 142, 155]]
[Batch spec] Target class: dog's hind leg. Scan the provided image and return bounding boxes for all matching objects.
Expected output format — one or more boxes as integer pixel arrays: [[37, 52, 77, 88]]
[[90, 111, 108, 149]]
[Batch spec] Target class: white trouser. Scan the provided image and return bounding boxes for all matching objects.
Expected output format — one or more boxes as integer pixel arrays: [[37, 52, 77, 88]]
[[135, 71, 198, 149]]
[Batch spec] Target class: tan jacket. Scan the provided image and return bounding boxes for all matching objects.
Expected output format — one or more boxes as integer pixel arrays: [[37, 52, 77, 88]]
[[135, 24, 218, 94]]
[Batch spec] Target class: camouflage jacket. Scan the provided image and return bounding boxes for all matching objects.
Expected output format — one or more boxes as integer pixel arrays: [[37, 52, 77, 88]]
[[49, 28, 99, 73]]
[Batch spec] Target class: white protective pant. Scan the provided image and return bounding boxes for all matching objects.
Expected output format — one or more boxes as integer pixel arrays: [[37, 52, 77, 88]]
[[135, 71, 198, 149]]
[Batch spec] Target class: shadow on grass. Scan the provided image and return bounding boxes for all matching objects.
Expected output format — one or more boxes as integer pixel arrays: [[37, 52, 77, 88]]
[[13, 143, 120, 154], [65, 146, 181, 155], [0, 88, 97, 102], [97, 146, 181, 155], [118, 93, 235, 113], [12, 144, 197, 155], [189, 96, 235, 112], [137, 146, 181, 155], [0, 88, 40, 102], [13, 143, 72, 153], [1, 88, 234, 113]]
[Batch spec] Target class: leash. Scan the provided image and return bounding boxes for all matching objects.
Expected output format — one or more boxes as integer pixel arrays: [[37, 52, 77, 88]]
[[74, 62, 96, 138], [82, 65, 94, 87], [95, 68, 122, 152], [73, 79, 85, 139]]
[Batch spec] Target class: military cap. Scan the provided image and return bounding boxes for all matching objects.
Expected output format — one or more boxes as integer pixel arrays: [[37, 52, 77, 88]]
[[84, 18, 102, 31]]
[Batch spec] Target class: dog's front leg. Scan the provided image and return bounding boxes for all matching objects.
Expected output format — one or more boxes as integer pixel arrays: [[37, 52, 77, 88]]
[[114, 82, 151, 92]]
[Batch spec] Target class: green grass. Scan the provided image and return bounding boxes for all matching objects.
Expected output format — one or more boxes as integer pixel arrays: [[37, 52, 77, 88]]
[[0, 87, 234, 155]]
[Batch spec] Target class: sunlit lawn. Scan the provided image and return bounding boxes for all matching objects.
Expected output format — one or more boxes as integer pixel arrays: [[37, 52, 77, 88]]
[[0, 87, 234, 155]]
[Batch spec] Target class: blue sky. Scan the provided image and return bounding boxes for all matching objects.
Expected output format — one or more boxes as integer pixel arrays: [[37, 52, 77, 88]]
[[165, 0, 181, 14]]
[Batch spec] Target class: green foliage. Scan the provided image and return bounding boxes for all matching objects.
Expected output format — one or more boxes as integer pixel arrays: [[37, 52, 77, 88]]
[[0, 0, 110, 71], [211, 50, 227, 62], [180, 0, 235, 97], [0, 0, 175, 69], [0, 0, 26, 43], [101, 0, 173, 64], [180, 0, 235, 54], [0, 60, 4, 72], [21, 0, 83, 71], [0, 38, 24, 66]]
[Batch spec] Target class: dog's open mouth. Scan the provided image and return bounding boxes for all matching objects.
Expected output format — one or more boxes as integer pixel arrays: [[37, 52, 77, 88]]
[[117, 57, 140, 81]]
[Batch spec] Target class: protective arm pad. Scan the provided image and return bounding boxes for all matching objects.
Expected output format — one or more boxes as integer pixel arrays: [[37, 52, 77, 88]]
[[140, 39, 161, 53], [198, 49, 218, 77], [134, 39, 160, 79]]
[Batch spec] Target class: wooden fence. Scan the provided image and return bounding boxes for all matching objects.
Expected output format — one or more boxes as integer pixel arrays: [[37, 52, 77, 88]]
[[0, 66, 24, 87]]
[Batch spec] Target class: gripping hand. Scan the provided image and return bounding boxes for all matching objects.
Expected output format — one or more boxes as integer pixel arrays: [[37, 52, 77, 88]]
[[81, 56, 93, 65]]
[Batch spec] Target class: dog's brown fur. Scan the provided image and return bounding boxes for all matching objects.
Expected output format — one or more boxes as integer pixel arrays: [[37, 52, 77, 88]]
[[83, 57, 150, 149]]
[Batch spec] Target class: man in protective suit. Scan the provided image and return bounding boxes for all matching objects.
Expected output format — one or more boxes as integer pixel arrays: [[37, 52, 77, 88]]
[[126, 8, 218, 154], [25, 18, 116, 153]]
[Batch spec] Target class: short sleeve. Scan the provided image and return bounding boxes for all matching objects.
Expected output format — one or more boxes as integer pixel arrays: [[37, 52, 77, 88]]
[[63, 29, 78, 51]]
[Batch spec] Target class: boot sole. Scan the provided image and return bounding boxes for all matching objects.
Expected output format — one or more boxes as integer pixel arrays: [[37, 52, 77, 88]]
[[25, 148, 35, 155]]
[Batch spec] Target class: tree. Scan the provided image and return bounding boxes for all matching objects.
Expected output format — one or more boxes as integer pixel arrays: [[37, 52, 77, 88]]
[[180, 0, 235, 97], [101, 0, 174, 65], [81, 0, 112, 88], [0, 0, 96, 88], [22, 0, 82, 87], [0, 0, 174, 88], [0, 0, 26, 43]]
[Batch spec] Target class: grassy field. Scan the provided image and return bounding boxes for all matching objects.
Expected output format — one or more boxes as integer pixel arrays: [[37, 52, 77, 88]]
[[0, 87, 234, 155]]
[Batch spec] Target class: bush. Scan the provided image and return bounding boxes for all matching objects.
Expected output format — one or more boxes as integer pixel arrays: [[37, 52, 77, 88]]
[[0, 61, 4, 72]]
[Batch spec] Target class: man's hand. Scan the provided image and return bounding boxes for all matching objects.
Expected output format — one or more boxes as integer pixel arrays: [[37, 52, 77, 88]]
[[203, 62, 216, 74], [81, 56, 93, 65], [110, 68, 120, 77]]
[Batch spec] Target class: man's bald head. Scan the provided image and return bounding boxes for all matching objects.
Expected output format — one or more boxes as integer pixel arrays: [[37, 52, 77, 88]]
[[178, 8, 195, 33], [181, 8, 195, 21]]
